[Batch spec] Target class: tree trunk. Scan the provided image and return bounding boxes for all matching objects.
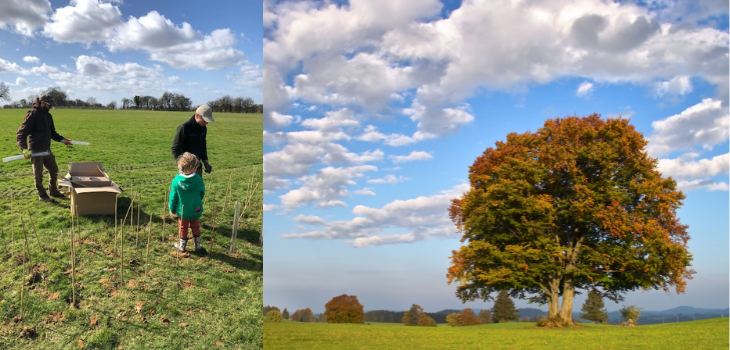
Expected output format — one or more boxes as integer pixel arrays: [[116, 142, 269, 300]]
[[559, 277, 575, 324], [547, 278, 561, 318]]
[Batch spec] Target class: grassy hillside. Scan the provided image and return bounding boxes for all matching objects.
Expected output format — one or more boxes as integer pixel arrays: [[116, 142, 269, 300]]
[[0, 109, 263, 349], [264, 318, 729, 349]]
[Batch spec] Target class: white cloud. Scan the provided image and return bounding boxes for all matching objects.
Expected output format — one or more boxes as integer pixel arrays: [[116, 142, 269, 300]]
[[14, 77, 27, 86], [263, 143, 327, 182], [353, 187, 376, 196], [42, 1, 243, 70], [655, 76, 692, 97], [268, 111, 294, 129], [293, 214, 327, 225], [23, 56, 40, 64], [0, 58, 22, 73], [279, 165, 377, 209], [658, 153, 729, 180], [389, 150, 432, 163], [647, 98, 729, 157], [263, 204, 279, 212], [0, 0, 51, 36], [265, 0, 729, 140], [281, 184, 467, 246], [367, 174, 409, 185], [233, 61, 263, 88], [75, 55, 162, 79], [301, 108, 359, 132], [676, 178, 729, 192], [576, 81, 593, 97], [44, 0, 122, 42]]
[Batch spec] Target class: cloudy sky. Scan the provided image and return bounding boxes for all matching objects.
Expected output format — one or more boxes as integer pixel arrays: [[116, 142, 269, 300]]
[[263, 0, 729, 314], [0, 0, 262, 106]]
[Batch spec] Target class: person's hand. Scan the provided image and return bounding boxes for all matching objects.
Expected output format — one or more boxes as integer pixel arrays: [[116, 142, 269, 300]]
[[22, 149, 32, 159], [62, 138, 72, 146], [170, 210, 179, 219], [203, 160, 212, 174]]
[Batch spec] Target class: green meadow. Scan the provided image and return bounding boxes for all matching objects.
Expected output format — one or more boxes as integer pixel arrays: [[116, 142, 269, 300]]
[[0, 109, 262, 349], [264, 318, 729, 349]]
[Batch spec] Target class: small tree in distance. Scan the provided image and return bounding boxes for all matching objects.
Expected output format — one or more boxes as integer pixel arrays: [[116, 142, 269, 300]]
[[264, 310, 283, 323], [619, 305, 642, 327], [324, 295, 364, 324], [492, 291, 519, 323], [282, 308, 289, 320], [445, 313, 461, 327], [459, 308, 482, 326], [580, 290, 609, 324], [478, 310, 493, 324], [263, 306, 280, 316], [417, 312, 437, 327], [402, 304, 423, 326]]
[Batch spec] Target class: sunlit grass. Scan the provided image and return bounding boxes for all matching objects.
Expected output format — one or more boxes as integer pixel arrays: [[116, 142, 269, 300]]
[[0, 109, 263, 349]]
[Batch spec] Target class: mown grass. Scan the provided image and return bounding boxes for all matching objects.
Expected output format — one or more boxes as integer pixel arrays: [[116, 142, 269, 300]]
[[0, 109, 262, 349], [264, 318, 729, 349]]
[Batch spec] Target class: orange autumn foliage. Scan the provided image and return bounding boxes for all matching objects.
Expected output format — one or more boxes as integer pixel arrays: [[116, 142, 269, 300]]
[[447, 115, 694, 323], [324, 294, 364, 324]]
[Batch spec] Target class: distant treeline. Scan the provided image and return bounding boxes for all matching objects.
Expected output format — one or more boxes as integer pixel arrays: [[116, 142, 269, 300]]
[[364, 310, 451, 324], [1, 87, 262, 113]]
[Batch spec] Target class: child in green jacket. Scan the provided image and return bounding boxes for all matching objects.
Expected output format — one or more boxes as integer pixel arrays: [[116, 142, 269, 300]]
[[169, 152, 206, 253]]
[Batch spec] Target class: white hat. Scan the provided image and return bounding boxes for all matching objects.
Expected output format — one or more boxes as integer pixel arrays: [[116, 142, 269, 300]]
[[196, 104, 214, 122]]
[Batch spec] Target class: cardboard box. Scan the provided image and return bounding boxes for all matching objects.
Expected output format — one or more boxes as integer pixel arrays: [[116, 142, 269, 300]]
[[58, 162, 121, 216]]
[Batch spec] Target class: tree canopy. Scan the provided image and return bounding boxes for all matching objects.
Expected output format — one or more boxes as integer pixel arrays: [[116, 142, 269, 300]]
[[402, 304, 423, 326], [447, 115, 694, 323], [478, 309, 493, 324], [324, 295, 364, 324], [458, 308, 482, 326]]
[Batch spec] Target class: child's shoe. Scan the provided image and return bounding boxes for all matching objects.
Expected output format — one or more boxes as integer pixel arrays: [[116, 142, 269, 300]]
[[174, 238, 187, 252], [193, 236, 207, 255]]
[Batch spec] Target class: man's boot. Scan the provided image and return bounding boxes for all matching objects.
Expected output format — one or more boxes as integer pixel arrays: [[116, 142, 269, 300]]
[[48, 185, 64, 198], [193, 236, 207, 254], [173, 238, 187, 252], [38, 194, 53, 202]]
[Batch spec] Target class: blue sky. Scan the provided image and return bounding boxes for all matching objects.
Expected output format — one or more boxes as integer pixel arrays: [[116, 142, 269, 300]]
[[0, 0, 262, 106], [263, 0, 729, 314]]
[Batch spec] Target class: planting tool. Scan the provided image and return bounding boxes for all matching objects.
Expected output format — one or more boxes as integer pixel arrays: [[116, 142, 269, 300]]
[[70, 141, 90, 145], [3, 151, 50, 162]]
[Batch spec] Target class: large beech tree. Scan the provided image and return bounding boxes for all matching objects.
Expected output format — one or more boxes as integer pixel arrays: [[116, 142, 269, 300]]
[[447, 115, 694, 323]]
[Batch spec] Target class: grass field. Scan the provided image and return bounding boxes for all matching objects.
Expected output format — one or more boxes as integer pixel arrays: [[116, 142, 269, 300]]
[[264, 318, 729, 349], [0, 109, 262, 349]]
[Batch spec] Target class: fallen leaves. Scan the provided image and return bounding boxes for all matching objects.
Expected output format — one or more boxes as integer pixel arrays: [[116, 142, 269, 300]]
[[45, 312, 64, 324]]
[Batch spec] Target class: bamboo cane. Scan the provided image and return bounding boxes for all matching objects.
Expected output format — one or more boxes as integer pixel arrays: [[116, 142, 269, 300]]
[[145, 213, 152, 280], [10, 189, 14, 259], [162, 190, 167, 243], [26, 209, 43, 252], [114, 195, 118, 254], [230, 202, 240, 252], [19, 216, 32, 319], [71, 208, 77, 307], [136, 194, 141, 247], [120, 196, 134, 286]]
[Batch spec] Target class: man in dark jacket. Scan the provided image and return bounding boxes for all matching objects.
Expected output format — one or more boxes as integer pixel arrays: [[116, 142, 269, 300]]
[[171, 104, 214, 175], [16, 95, 73, 202]]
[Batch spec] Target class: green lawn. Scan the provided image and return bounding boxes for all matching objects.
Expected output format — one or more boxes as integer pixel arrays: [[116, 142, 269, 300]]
[[0, 109, 263, 349], [264, 318, 729, 349]]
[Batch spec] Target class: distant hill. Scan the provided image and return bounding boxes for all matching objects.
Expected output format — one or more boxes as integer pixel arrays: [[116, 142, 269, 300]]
[[576, 306, 729, 325]]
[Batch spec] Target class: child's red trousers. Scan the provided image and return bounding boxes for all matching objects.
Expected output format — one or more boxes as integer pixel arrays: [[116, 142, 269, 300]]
[[178, 218, 201, 239]]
